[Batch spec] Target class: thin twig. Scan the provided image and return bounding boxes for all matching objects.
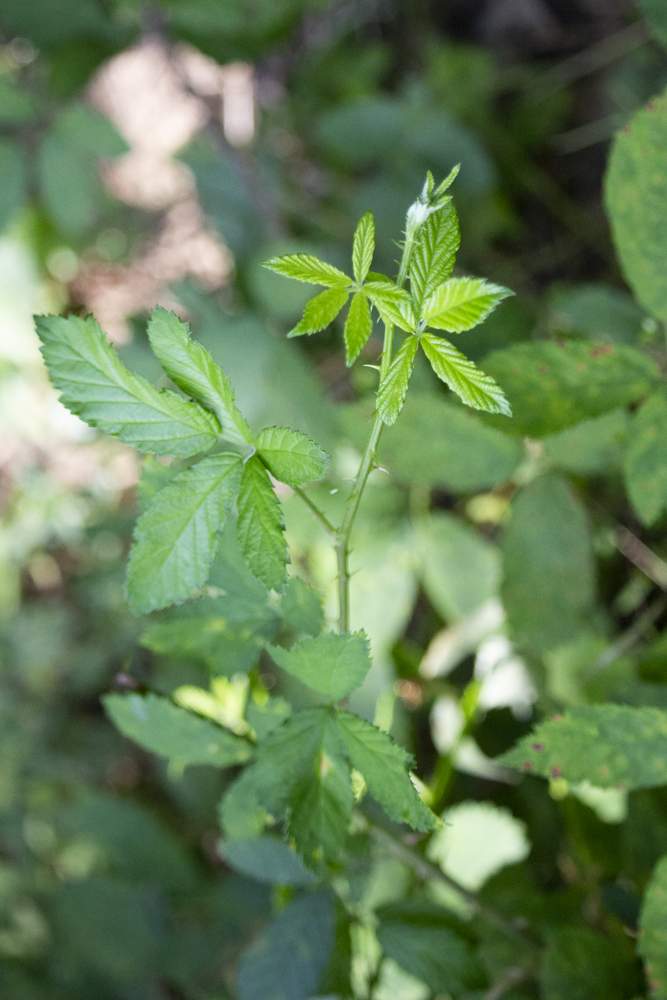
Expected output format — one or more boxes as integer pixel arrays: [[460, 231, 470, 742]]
[[614, 527, 667, 590], [366, 823, 541, 950], [587, 594, 667, 679], [484, 966, 527, 1000], [292, 485, 336, 536]]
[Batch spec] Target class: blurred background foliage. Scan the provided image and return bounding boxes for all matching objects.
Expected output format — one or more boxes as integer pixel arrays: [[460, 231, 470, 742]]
[[3, 0, 667, 997]]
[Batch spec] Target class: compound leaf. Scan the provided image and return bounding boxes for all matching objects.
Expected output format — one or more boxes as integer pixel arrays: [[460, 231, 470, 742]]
[[256, 426, 329, 486], [146, 306, 252, 445], [639, 855, 667, 999], [423, 276, 512, 332], [126, 452, 243, 615], [376, 334, 419, 426], [352, 210, 375, 283], [421, 332, 511, 415], [499, 705, 667, 790], [289, 285, 350, 338], [36, 314, 219, 457], [262, 253, 350, 287], [344, 291, 373, 366], [624, 393, 667, 526], [237, 455, 289, 592], [337, 711, 437, 831], [410, 199, 460, 309], [103, 692, 252, 769], [268, 631, 371, 701]]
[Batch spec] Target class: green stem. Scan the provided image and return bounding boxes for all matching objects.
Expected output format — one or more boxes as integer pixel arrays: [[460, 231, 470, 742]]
[[291, 485, 336, 536], [334, 234, 415, 633], [429, 678, 481, 812]]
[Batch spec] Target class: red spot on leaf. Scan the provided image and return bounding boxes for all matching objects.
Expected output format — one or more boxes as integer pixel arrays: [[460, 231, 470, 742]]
[[538, 365, 548, 375], [590, 345, 613, 357], [522, 760, 533, 772], [551, 766, 563, 778], [532, 742, 545, 751], [552, 714, 564, 722]]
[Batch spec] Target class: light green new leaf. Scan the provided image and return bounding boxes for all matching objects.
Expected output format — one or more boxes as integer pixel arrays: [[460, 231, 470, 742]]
[[421, 332, 511, 415], [255, 425, 329, 486], [344, 291, 373, 366], [423, 277, 512, 332], [410, 200, 460, 309], [288, 285, 350, 338], [376, 335, 419, 426], [146, 306, 252, 445], [268, 631, 371, 701], [364, 278, 416, 332], [126, 452, 243, 615], [483, 340, 658, 437], [262, 253, 351, 287], [605, 86, 667, 320], [352, 211, 375, 283], [624, 393, 667, 526], [639, 855, 667, 999], [237, 456, 289, 592], [499, 705, 667, 789], [103, 692, 252, 769], [36, 314, 219, 457], [233, 708, 354, 864], [337, 711, 437, 831], [501, 474, 595, 654]]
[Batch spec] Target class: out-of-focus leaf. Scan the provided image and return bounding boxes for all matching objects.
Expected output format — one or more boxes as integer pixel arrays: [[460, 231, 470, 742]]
[[256, 426, 329, 486], [421, 332, 511, 415], [624, 393, 667, 525], [237, 456, 289, 592], [0, 139, 27, 232], [0, 77, 39, 124], [500, 705, 667, 790], [548, 284, 645, 344], [136, 457, 182, 514], [36, 313, 220, 456], [543, 409, 629, 476], [606, 86, 667, 319], [281, 578, 324, 638], [104, 692, 253, 769], [415, 512, 500, 622], [375, 395, 522, 490], [376, 902, 487, 995], [245, 695, 292, 741], [236, 891, 334, 1000], [316, 97, 404, 167], [641, 0, 667, 48], [540, 926, 635, 1000], [268, 631, 371, 701], [219, 836, 317, 886], [639, 855, 667, 998], [501, 474, 595, 654], [483, 340, 658, 437], [126, 452, 243, 615]]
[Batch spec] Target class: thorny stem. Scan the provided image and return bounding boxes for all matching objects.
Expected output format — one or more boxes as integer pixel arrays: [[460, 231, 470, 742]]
[[366, 822, 541, 951], [335, 235, 416, 633]]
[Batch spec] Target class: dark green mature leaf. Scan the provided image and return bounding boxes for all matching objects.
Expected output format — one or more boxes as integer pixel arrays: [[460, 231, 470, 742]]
[[219, 836, 317, 886], [423, 277, 512, 332], [543, 409, 629, 476], [268, 632, 371, 701], [237, 892, 334, 1000], [410, 200, 460, 309], [337, 712, 437, 830], [500, 705, 667, 789], [641, 0, 667, 48], [146, 306, 252, 445], [501, 474, 595, 654], [376, 902, 487, 995], [246, 695, 292, 742], [289, 286, 350, 337], [344, 291, 373, 366], [104, 692, 253, 769], [126, 452, 243, 615], [364, 279, 416, 332], [624, 393, 667, 526], [281, 578, 324, 638], [352, 211, 375, 283], [262, 253, 350, 287], [606, 86, 667, 320], [378, 394, 522, 490], [639, 855, 667, 998], [237, 456, 289, 591], [256, 426, 329, 486], [235, 708, 354, 864], [540, 927, 634, 1000], [421, 332, 511, 415], [376, 335, 419, 425], [36, 314, 220, 457], [483, 340, 658, 437], [0, 139, 26, 232]]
